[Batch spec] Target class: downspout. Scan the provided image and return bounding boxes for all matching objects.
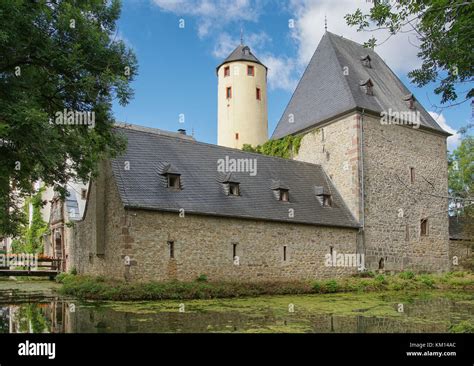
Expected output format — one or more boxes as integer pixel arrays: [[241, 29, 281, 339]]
[[358, 109, 366, 269]]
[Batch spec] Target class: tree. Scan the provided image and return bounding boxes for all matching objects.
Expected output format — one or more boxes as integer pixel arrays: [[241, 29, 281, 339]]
[[345, 0, 473, 106], [0, 0, 137, 235], [449, 136, 474, 214]]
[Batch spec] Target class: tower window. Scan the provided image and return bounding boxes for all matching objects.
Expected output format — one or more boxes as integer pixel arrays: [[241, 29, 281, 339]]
[[167, 174, 181, 189], [226, 87, 232, 99], [168, 240, 175, 259], [420, 219, 428, 236], [256, 88, 261, 100], [247, 65, 254, 76], [229, 182, 240, 196], [410, 167, 415, 184], [224, 66, 230, 77], [232, 243, 237, 259], [235, 132, 239, 140], [283, 246, 287, 261]]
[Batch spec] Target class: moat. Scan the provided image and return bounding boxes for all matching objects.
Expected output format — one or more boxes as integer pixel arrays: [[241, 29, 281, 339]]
[[0, 280, 472, 333]]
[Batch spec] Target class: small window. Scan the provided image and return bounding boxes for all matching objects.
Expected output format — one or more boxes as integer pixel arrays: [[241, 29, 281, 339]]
[[167, 174, 181, 189], [247, 65, 254, 76], [410, 167, 415, 184], [224, 66, 230, 77], [168, 240, 175, 259], [361, 55, 371, 68], [405, 224, 410, 241], [321, 128, 325, 142], [229, 182, 240, 196], [323, 195, 332, 207], [235, 132, 239, 140], [232, 243, 237, 259], [420, 219, 428, 236], [360, 79, 374, 95], [279, 189, 289, 202], [283, 246, 287, 261], [226, 86, 232, 99], [81, 188, 87, 200], [256, 87, 261, 100], [329, 246, 333, 255]]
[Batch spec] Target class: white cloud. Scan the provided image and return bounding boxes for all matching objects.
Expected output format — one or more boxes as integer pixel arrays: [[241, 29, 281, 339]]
[[260, 55, 298, 91], [152, 0, 263, 38], [428, 111, 461, 151], [288, 0, 422, 73]]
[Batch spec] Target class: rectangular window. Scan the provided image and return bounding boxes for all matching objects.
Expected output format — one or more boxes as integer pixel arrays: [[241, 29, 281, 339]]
[[232, 243, 237, 259], [279, 189, 289, 202], [235, 132, 239, 140], [167, 174, 181, 189], [247, 65, 254, 76], [81, 188, 87, 200], [420, 219, 428, 236], [323, 195, 332, 207], [226, 86, 232, 99], [224, 66, 230, 77], [410, 167, 415, 184], [256, 87, 261, 100], [283, 246, 287, 261], [229, 182, 240, 196], [330, 246, 333, 255], [168, 240, 174, 258]]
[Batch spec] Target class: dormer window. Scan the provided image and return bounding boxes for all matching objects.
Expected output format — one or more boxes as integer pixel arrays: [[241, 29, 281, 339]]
[[242, 46, 250, 55], [360, 79, 374, 96], [167, 173, 181, 189], [229, 182, 240, 196], [314, 186, 332, 207], [279, 189, 289, 202], [403, 93, 416, 110], [360, 55, 371, 68]]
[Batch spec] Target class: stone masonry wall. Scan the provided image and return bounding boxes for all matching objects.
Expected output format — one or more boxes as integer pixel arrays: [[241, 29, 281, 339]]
[[361, 114, 450, 272], [71, 161, 359, 282]]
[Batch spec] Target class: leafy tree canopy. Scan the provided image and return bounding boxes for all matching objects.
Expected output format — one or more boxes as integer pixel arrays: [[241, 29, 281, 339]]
[[0, 0, 137, 235]]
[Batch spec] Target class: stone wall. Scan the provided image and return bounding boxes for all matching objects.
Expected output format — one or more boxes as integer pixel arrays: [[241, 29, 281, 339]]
[[362, 114, 450, 272], [71, 161, 359, 282], [449, 239, 473, 271], [295, 111, 450, 272]]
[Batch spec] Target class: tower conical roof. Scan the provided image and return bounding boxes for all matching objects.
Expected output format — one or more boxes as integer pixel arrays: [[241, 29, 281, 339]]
[[216, 44, 267, 73]]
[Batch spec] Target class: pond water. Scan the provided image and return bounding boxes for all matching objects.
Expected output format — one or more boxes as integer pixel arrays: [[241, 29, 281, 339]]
[[0, 280, 473, 333]]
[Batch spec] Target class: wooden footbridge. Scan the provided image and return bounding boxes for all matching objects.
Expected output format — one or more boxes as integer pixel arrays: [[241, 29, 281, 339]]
[[0, 258, 62, 279]]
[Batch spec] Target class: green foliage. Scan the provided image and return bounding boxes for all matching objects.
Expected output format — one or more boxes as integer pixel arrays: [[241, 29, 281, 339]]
[[196, 274, 208, 282], [345, 1, 474, 104], [449, 320, 474, 333], [11, 188, 48, 254], [0, 0, 137, 236], [399, 271, 415, 280], [242, 135, 302, 159]]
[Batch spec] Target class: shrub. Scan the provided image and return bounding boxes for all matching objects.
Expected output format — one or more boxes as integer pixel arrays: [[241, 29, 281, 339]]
[[324, 279, 339, 293], [399, 271, 415, 280], [196, 274, 208, 282]]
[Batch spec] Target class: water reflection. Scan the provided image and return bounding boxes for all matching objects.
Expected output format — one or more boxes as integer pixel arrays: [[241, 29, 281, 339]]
[[0, 289, 472, 333]]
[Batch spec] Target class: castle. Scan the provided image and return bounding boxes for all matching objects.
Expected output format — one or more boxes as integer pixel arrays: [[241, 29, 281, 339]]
[[48, 32, 452, 281]]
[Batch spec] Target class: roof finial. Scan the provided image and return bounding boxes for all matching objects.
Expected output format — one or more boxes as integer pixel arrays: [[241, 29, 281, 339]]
[[240, 27, 244, 45], [324, 15, 327, 32]]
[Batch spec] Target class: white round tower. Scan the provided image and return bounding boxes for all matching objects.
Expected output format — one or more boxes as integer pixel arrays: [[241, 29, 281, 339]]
[[217, 44, 268, 149]]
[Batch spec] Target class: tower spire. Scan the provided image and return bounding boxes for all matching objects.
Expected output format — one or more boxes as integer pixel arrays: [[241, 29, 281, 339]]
[[324, 15, 327, 32], [240, 27, 244, 45]]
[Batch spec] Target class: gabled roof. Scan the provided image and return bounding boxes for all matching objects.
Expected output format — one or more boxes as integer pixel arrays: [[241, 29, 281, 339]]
[[272, 32, 450, 139], [216, 44, 267, 73], [110, 126, 359, 229]]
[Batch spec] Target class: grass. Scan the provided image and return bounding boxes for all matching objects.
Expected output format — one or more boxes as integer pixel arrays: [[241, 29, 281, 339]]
[[55, 271, 474, 301]]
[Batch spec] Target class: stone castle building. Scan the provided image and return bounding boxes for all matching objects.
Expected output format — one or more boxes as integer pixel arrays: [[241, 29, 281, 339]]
[[66, 32, 452, 282]]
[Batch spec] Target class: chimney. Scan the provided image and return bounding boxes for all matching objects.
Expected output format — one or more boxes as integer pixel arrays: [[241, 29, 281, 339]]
[[177, 129, 186, 135]]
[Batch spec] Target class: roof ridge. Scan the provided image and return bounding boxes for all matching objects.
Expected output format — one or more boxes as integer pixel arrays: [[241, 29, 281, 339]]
[[116, 125, 329, 170]]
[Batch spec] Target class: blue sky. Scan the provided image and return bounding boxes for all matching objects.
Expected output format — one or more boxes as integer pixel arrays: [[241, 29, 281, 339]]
[[112, 0, 472, 151]]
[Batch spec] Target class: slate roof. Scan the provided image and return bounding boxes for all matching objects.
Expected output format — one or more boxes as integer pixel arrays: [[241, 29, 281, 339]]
[[110, 125, 359, 229], [272, 32, 450, 139], [216, 44, 267, 73]]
